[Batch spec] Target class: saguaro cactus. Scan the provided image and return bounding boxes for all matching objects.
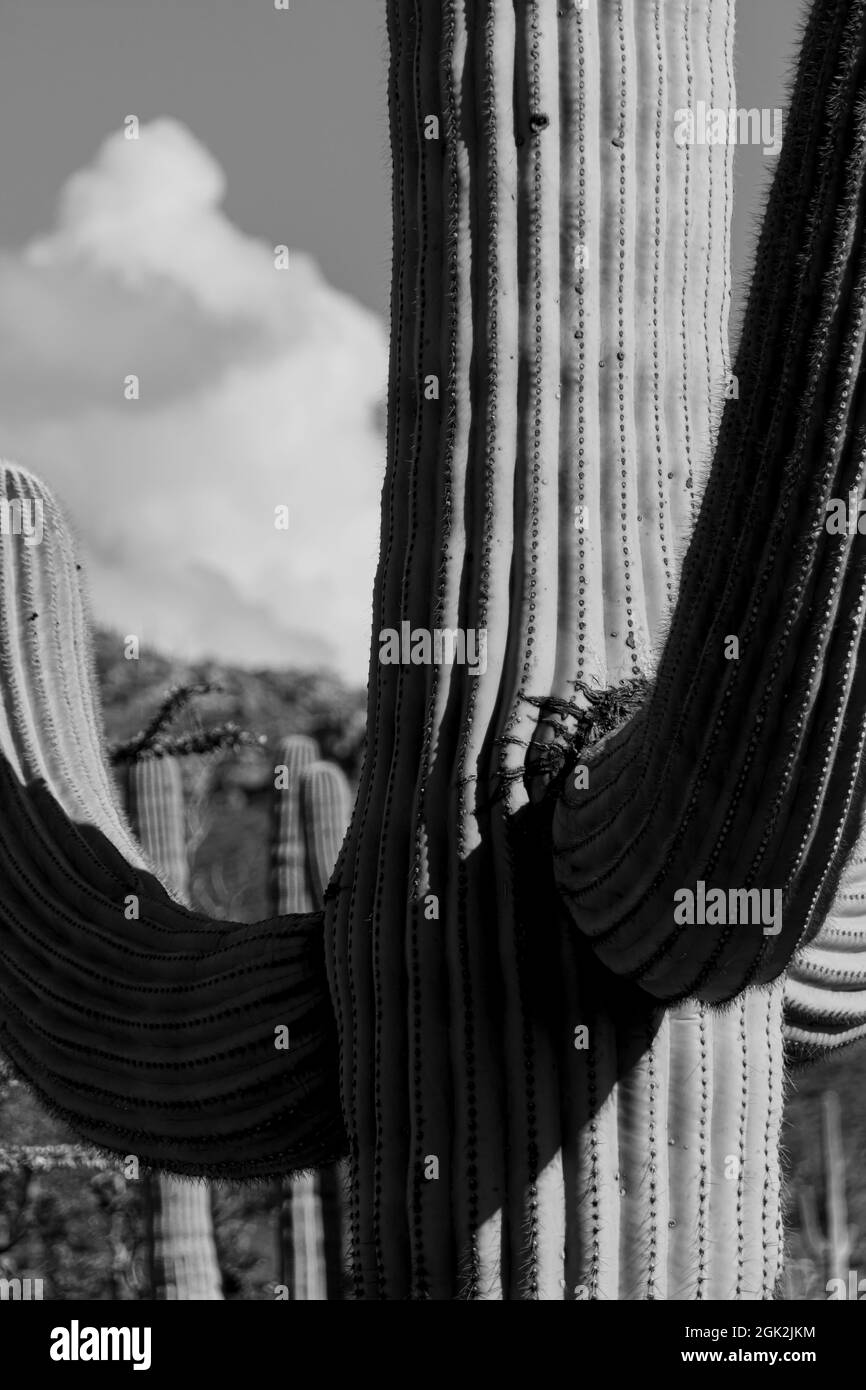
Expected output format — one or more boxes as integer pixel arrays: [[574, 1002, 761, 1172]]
[[272, 738, 351, 1301], [325, 0, 788, 1300], [2, 0, 866, 1302], [125, 757, 223, 1301]]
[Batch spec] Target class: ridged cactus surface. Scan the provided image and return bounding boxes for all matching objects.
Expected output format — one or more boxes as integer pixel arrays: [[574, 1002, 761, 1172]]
[[273, 735, 318, 915], [0, 467, 146, 869], [785, 810, 866, 1056], [125, 756, 223, 1301], [323, 0, 791, 1299], [303, 760, 352, 906]]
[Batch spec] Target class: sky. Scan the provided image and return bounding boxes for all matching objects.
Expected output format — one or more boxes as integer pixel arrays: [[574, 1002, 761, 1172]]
[[0, 0, 805, 683]]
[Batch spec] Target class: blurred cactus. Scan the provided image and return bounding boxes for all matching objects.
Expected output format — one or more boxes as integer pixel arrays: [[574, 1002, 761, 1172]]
[[302, 761, 352, 907], [125, 757, 223, 1301], [799, 1091, 856, 1294], [272, 737, 351, 1300]]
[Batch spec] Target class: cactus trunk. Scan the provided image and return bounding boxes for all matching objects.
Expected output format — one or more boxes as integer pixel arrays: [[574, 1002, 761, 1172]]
[[125, 757, 223, 1301], [324, 0, 789, 1299]]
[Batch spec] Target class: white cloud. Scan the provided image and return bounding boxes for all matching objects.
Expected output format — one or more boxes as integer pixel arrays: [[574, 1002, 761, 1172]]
[[0, 118, 387, 682]]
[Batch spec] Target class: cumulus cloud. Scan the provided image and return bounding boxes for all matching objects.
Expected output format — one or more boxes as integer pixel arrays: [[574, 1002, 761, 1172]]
[[0, 118, 387, 681]]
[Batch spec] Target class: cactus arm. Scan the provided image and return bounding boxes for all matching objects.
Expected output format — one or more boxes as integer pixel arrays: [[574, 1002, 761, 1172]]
[[784, 831, 866, 1055], [0, 467, 147, 871], [0, 462, 356, 1287], [553, 0, 866, 1002], [0, 464, 344, 1173], [0, 756, 343, 1174]]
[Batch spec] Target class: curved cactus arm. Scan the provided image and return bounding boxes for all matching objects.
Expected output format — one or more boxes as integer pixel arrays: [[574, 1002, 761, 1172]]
[[0, 757, 344, 1175], [0, 462, 344, 1174], [784, 835, 866, 1056], [553, 0, 866, 1004], [785, 783, 866, 1057], [0, 464, 148, 871]]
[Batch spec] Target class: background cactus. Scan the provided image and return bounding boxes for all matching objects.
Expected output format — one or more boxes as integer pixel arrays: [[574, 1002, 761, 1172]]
[[1, 0, 866, 1303], [272, 736, 350, 1301], [798, 1090, 856, 1292], [124, 756, 223, 1301]]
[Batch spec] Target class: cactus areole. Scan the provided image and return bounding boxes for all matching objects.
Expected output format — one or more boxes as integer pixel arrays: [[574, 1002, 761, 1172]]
[[2, 0, 866, 1300]]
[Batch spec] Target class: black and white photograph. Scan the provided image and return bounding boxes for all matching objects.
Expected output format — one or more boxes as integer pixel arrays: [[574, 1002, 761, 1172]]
[[0, 0, 864, 1359]]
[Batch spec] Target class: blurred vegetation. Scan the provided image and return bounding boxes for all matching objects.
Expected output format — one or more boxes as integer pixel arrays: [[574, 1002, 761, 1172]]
[[93, 626, 367, 773], [782, 1054, 866, 1298], [1, 627, 865, 1298]]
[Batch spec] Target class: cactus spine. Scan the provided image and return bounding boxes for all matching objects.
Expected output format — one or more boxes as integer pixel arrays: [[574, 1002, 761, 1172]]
[[125, 756, 223, 1301], [1, 0, 866, 1302], [273, 738, 350, 1300]]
